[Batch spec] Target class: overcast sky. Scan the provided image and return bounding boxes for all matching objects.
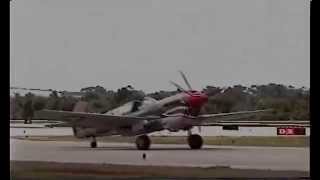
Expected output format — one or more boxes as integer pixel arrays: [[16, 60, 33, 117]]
[[10, 0, 310, 93]]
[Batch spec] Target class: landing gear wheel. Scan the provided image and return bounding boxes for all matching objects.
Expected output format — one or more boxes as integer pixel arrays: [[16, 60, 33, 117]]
[[188, 134, 203, 149], [135, 135, 151, 150], [90, 136, 97, 148]]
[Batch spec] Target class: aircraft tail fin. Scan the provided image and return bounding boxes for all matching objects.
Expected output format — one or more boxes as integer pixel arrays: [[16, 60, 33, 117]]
[[72, 101, 89, 112]]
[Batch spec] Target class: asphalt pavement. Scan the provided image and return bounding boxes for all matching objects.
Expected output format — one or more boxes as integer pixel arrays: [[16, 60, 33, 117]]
[[10, 138, 309, 171]]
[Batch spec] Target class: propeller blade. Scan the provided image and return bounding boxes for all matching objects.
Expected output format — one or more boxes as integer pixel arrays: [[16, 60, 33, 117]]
[[179, 70, 192, 90], [169, 81, 188, 93]]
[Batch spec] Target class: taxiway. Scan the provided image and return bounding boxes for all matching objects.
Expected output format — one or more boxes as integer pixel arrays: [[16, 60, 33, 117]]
[[10, 138, 309, 171]]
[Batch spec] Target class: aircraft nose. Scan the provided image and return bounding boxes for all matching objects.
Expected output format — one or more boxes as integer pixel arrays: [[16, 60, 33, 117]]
[[185, 92, 209, 108]]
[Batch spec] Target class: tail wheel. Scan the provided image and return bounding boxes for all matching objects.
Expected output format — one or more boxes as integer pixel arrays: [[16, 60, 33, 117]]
[[135, 135, 151, 150], [90, 141, 97, 148], [90, 136, 97, 148], [187, 134, 203, 149]]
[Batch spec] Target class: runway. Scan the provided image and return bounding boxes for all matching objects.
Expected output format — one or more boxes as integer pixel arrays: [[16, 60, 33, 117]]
[[9, 124, 311, 137], [10, 138, 309, 171]]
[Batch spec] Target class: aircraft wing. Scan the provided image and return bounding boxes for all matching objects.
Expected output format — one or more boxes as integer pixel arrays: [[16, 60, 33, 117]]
[[195, 109, 309, 127], [35, 110, 160, 128], [197, 109, 273, 125], [200, 121, 310, 127]]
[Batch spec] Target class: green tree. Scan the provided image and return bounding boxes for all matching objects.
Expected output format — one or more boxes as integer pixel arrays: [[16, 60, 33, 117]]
[[33, 96, 47, 111], [46, 91, 62, 110], [22, 93, 35, 123]]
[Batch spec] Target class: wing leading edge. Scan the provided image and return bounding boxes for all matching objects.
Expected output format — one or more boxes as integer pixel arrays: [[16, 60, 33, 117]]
[[195, 109, 309, 127], [197, 109, 273, 124], [35, 110, 160, 128]]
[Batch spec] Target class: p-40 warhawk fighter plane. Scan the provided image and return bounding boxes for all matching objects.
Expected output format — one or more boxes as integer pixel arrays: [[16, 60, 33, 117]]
[[36, 71, 276, 150]]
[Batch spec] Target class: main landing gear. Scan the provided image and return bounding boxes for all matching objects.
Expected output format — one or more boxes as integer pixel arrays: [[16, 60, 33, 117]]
[[135, 135, 151, 150], [89, 134, 202, 150], [187, 134, 203, 149], [134, 134, 203, 150], [90, 136, 97, 148]]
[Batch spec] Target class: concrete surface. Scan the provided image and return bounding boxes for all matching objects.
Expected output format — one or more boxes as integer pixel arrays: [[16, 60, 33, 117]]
[[10, 138, 309, 171]]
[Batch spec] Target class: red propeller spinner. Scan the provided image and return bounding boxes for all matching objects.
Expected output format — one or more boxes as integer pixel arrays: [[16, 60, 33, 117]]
[[185, 90, 208, 109], [170, 71, 209, 114]]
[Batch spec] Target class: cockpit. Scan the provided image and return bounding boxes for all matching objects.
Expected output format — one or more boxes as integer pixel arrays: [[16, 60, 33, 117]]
[[131, 97, 157, 113], [105, 97, 157, 116]]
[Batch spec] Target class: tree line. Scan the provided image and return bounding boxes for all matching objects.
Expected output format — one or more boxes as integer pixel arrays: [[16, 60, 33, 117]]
[[10, 84, 309, 122]]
